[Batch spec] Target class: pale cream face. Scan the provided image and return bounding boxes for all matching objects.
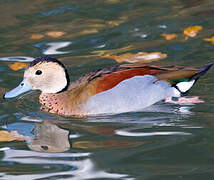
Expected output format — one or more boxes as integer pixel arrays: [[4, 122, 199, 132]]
[[24, 61, 68, 93]]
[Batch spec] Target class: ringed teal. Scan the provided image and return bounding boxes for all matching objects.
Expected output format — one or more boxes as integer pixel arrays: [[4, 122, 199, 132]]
[[4, 57, 213, 116]]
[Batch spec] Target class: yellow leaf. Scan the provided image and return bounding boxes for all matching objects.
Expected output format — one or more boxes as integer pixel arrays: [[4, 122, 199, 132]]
[[203, 36, 214, 45], [78, 29, 98, 35], [183, 25, 203, 37], [46, 31, 66, 38], [161, 33, 178, 40], [101, 52, 167, 63], [9, 62, 28, 71], [0, 130, 25, 142], [30, 34, 44, 39], [107, 16, 127, 27], [69, 29, 99, 38]]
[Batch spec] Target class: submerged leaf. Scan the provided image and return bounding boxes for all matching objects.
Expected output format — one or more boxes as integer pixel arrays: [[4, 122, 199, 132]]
[[0, 130, 25, 142], [30, 34, 44, 39], [161, 33, 178, 40], [69, 29, 99, 38], [183, 25, 203, 37], [105, 0, 120, 4], [9, 62, 28, 71], [107, 16, 127, 27], [203, 36, 214, 45], [73, 140, 143, 149], [46, 31, 66, 38], [92, 45, 133, 56], [101, 52, 167, 63]]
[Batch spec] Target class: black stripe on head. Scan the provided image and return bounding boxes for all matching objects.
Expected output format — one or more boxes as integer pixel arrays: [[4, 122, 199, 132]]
[[30, 56, 70, 93], [30, 56, 65, 68]]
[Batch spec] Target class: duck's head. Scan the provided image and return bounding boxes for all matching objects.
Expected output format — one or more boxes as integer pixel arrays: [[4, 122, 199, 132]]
[[4, 56, 70, 99]]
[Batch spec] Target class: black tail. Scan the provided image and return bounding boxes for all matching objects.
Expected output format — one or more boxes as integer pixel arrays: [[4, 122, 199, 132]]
[[190, 63, 213, 81], [175, 63, 213, 94]]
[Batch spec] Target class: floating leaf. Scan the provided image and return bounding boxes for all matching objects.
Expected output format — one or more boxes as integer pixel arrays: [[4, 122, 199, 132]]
[[161, 33, 178, 40], [101, 52, 167, 63], [46, 31, 66, 38], [30, 34, 44, 39], [183, 25, 203, 37], [9, 62, 28, 71], [0, 130, 25, 142], [203, 36, 214, 45]]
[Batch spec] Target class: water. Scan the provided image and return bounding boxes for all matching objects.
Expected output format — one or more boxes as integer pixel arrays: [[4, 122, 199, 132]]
[[0, 0, 214, 179]]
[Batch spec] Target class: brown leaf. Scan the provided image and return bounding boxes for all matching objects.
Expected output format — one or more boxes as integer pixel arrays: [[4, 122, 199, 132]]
[[9, 62, 28, 71], [30, 34, 44, 39], [161, 33, 178, 40], [101, 52, 167, 63]]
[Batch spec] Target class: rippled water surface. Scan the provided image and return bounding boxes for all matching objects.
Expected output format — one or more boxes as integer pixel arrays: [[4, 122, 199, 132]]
[[1, 0, 214, 179]]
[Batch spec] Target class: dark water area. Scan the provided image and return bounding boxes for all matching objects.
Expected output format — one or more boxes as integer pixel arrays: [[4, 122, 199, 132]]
[[0, 0, 214, 179]]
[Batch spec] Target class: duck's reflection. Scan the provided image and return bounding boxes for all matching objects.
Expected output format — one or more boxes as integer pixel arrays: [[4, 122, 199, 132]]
[[27, 119, 140, 152], [0, 108, 196, 180], [27, 120, 70, 153], [1, 120, 132, 179]]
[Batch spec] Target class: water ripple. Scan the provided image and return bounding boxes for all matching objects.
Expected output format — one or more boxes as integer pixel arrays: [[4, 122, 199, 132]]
[[116, 128, 191, 137], [0, 56, 34, 62], [41, 6, 79, 16], [0, 148, 130, 180], [34, 41, 72, 55]]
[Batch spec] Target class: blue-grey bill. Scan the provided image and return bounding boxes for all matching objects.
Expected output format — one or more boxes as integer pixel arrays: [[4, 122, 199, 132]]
[[4, 78, 32, 99]]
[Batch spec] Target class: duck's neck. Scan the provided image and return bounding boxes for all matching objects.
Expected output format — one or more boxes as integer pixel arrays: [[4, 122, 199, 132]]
[[38, 79, 98, 116], [39, 84, 97, 116], [39, 91, 87, 116]]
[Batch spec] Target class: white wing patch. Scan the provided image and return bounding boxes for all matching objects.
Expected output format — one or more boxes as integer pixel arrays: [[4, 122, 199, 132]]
[[176, 80, 195, 93]]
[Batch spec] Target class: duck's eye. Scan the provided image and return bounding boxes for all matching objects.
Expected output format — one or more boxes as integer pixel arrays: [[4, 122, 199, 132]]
[[35, 70, 42, 75]]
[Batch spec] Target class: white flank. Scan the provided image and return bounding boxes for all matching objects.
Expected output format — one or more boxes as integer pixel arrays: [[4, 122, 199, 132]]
[[87, 75, 180, 115]]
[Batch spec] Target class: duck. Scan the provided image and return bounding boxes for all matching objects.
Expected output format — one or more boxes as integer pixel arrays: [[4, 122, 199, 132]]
[[3, 56, 213, 116]]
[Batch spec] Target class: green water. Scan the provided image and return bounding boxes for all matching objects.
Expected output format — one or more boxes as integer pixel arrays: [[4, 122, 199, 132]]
[[0, 0, 214, 179]]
